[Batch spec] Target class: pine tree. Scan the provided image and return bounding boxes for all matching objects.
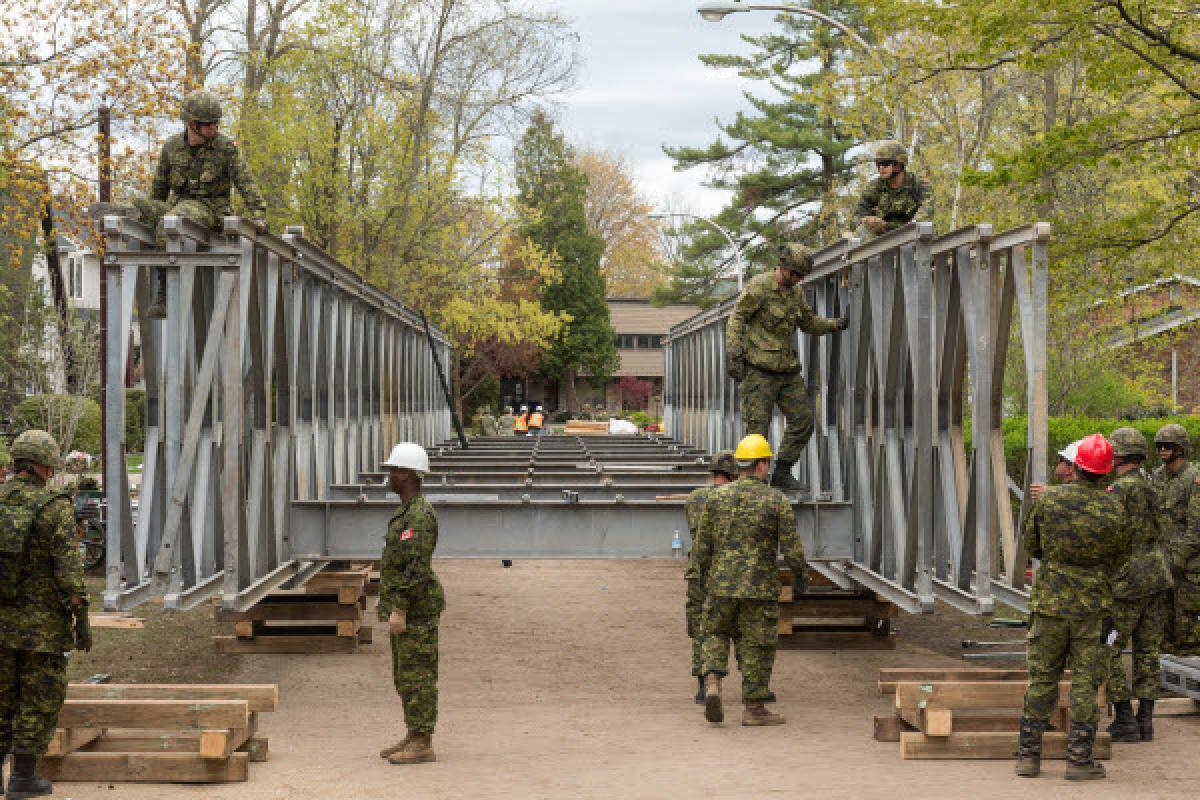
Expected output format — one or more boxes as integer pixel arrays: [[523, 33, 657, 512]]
[[659, 1, 865, 305], [515, 110, 618, 409]]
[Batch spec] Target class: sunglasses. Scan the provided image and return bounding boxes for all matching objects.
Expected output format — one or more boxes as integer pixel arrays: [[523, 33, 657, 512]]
[[875, 160, 899, 169]]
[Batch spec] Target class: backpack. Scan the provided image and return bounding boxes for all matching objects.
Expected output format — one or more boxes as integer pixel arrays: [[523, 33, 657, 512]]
[[0, 485, 64, 606]]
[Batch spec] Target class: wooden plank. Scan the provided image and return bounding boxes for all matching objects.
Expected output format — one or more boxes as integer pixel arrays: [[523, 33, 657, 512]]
[[336, 619, 361, 638], [778, 585, 794, 603], [895, 681, 1071, 711], [338, 585, 362, 606], [873, 714, 914, 742], [40, 752, 250, 782], [47, 727, 105, 757], [305, 571, 368, 593], [778, 631, 896, 650], [241, 735, 269, 762], [58, 699, 248, 730], [781, 597, 898, 619], [777, 615, 794, 636], [219, 601, 363, 622], [67, 684, 278, 713], [234, 621, 256, 639], [900, 731, 1112, 760], [1154, 697, 1200, 716], [89, 616, 145, 629], [879, 669, 1032, 694], [200, 713, 257, 760], [358, 624, 374, 644], [213, 634, 357, 654]]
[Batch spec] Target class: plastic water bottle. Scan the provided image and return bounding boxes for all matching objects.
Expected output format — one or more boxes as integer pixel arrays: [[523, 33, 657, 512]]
[[671, 529, 683, 559]]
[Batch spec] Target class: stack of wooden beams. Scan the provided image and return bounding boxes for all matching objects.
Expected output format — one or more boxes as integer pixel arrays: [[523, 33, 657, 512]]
[[42, 684, 276, 783], [776, 568, 897, 650], [563, 420, 609, 435], [213, 568, 372, 654], [873, 668, 1111, 759]]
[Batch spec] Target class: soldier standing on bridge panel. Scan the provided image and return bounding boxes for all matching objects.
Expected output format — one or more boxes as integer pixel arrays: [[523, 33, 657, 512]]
[[725, 244, 848, 492], [693, 434, 808, 727], [1149, 423, 1200, 655], [1104, 427, 1173, 743], [1016, 434, 1129, 781], [377, 443, 443, 765], [683, 450, 737, 704], [852, 140, 932, 240], [134, 89, 268, 319], [0, 430, 90, 799]]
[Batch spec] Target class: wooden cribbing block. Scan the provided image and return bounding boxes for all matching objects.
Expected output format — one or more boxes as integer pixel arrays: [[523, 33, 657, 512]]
[[780, 596, 898, 619], [879, 669, 1033, 694], [336, 619, 361, 638], [66, 684, 278, 713], [89, 616, 145, 629], [894, 681, 1072, 711], [304, 570, 367, 593], [898, 706, 953, 737], [220, 600, 364, 622], [874, 711, 1024, 742], [84, 731, 270, 759], [235, 621, 257, 639], [779, 585, 794, 603], [900, 731, 1112, 760], [57, 699, 248, 730], [214, 634, 357, 654], [358, 625, 374, 644], [46, 727, 105, 757], [200, 713, 258, 759], [40, 752, 250, 782], [242, 735, 269, 762], [778, 630, 896, 650]]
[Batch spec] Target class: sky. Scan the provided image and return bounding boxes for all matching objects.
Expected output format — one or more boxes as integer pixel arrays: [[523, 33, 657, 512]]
[[546, 1, 782, 217]]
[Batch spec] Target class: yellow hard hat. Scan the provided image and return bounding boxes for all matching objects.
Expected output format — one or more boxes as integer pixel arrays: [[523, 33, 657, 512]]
[[734, 433, 773, 461]]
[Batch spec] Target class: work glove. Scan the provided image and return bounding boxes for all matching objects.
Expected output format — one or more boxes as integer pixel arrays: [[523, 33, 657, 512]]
[[837, 313, 850, 331], [73, 609, 93, 653], [388, 608, 407, 636], [250, 217, 269, 234], [861, 215, 886, 236], [726, 355, 746, 382]]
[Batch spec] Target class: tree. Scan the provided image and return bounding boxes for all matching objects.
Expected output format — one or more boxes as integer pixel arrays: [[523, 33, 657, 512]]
[[574, 148, 666, 298], [515, 111, 618, 409]]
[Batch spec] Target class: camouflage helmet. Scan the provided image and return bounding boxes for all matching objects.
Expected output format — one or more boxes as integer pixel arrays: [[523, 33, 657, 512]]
[[1154, 423, 1190, 452], [1109, 426, 1148, 458], [181, 89, 223, 124], [778, 243, 814, 276], [10, 429, 62, 469], [874, 139, 908, 165], [709, 450, 738, 478]]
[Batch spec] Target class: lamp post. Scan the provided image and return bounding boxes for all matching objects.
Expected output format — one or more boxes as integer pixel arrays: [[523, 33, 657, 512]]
[[650, 211, 746, 291]]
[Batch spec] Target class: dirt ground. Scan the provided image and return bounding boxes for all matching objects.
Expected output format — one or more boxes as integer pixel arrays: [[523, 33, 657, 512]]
[[55, 561, 1200, 800]]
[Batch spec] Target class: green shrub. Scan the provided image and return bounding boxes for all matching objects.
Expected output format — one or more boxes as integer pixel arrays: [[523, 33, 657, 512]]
[[13, 394, 102, 455], [124, 388, 146, 453], [628, 411, 660, 429]]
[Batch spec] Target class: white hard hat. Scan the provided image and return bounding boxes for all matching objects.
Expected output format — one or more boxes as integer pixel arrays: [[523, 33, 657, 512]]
[[382, 442, 430, 474], [1058, 439, 1082, 465], [520, 404, 528, 411]]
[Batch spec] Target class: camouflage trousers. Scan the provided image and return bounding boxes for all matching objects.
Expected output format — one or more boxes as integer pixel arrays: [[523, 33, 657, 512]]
[[1106, 592, 1168, 702], [1165, 584, 1200, 655], [686, 579, 705, 677], [390, 615, 439, 735], [700, 596, 778, 702], [132, 196, 224, 234], [0, 648, 68, 755], [740, 366, 813, 465], [1022, 613, 1107, 726]]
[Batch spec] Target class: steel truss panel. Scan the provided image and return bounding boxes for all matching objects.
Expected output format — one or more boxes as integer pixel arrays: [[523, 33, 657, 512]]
[[663, 222, 1050, 614], [1160, 655, 1200, 701], [102, 216, 452, 610]]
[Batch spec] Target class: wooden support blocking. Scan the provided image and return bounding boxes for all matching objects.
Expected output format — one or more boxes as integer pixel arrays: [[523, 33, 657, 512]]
[[45, 684, 276, 783], [776, 568, 897, 649]]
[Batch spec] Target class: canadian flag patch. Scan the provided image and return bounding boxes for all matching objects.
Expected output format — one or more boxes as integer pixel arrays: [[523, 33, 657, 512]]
[[399, 528, 415, 541]]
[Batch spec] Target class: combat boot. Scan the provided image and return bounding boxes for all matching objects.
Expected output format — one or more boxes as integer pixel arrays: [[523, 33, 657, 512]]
[[703, 673, 723, 724], [1014, 717, 1045, 777], [6, 754, 52, 799], [769, 461, 804, 492], [741, 701, 786, 726], [1106, 700, 1141, 742], [379, 733, 412, 759], [145, 269, 167, 319], [693, 675, 705, 705], [1136, 698, 1155, 741], [764, 688, 777, 703], [387, 733, 435, 764], [1064, 723, 1105, 781]]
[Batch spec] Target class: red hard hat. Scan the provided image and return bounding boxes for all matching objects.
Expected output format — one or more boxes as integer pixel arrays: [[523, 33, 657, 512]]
[[1074, 433, 1114, 475]]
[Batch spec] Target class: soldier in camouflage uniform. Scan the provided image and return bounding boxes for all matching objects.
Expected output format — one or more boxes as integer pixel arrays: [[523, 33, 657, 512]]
[[1016, 434, 1129, 781], [1150, 423, 1200, 655], [852, 140, 932, 239], [498, 407, 516, 436], [480, 409, 498, 437], [683, 450, 738, 703], [0, 430, 90, 799], [377, 443, 443, 765], [1104, 428, 1173, 743], [134, 89, 268, 318], [725, 244, 848, 492], [693, 434, 807, 728]]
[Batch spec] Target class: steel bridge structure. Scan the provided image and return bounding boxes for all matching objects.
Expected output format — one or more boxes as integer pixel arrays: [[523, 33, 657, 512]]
[[664, 222, 1052, 615], [101, 215, 452, 611]]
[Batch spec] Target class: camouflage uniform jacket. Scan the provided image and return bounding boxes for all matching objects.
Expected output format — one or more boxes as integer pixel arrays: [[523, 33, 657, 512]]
[[1108, 469, 1174, 599], [853, 172, 932, 232], [151, 132, 266, 219], [497, 414, 516, 435], [1024, 481, 1129, 619], [726, 272, 842, 373], [1177, 477, 1200, 588], [683, 485, 715, 581], [378, 494, 445, 620], [0, 474, 88, 653], [1151, 462, 1198, 534], [692, 477, 806, 599]]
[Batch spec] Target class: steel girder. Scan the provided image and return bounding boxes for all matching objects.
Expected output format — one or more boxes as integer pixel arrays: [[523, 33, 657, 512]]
[[663, 222, 1051, 614], [101, 215, 452, 610]]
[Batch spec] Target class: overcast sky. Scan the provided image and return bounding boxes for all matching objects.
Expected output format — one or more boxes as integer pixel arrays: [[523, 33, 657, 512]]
[[543, 1, 782, 217]]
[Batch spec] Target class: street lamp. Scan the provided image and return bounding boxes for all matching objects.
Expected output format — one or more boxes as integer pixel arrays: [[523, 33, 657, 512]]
[[696, 1, 871, 50], [650, 211, 746, 291]]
